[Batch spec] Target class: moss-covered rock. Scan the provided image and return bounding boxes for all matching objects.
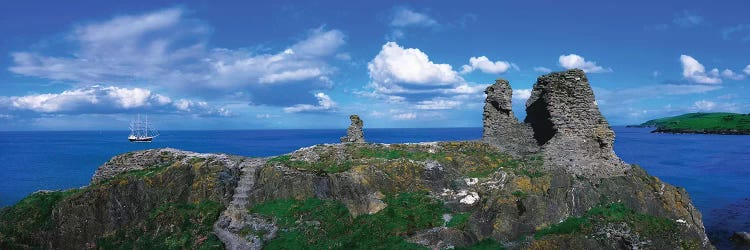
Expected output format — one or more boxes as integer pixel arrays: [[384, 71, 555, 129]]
[[0, 148, 242, 249]]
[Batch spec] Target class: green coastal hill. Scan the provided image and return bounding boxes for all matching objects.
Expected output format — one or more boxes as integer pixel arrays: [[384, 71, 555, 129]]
[[637, 112, 750, 134]]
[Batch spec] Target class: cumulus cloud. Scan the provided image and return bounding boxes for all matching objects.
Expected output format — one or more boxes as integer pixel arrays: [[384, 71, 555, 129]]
[[721, 69, 746, 80], [512, 89, 532, 102], [9, 7, 347, 109], [680, 55, 721, 84], [390, 7, 438, 27], [744, 65, 750, 75], [558, 54, 612, 73], [362, 42, 487, 114], [533, 67, 552, 73], [368, 42, 462, 90], [0, 85, 229, 116], [283, 92, 337, 113], [460, 56, 514, 74]]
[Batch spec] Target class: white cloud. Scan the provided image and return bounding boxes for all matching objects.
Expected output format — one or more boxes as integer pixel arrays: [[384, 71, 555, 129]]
[[460, 56, 513, 74], [721, 69, 745, 80], [9, 8, 347, 109], [362, 42, 487, 113], [446, 84, 486, 95], [283, 92, 337, 113], [10, 7, 207, 83], [533, 67, 552, 73], [744, 65, 750, 75], [75, 8, 184, 42], [390, 8, 438, 27], [415, 99, 462, 110], [512, 89, 532, 101], [369, 42, 461, 88], [258, 68, 323, 84], [680, 55, 721, 84], [289, 28, 347, 58], [1, 85, 228, 116], [693, 100, 716, 111], [208, 28, 345, 88], [392, 112, 417, 120], [153, 94, 172, 105], [558, 54, 612, 73]]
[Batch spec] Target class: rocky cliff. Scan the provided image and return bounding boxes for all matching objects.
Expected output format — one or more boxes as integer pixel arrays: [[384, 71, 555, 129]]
[[0, 69, 713, 249]]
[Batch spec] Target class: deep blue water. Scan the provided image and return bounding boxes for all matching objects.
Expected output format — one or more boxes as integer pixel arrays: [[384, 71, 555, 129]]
[[0, 127, 747, 247]]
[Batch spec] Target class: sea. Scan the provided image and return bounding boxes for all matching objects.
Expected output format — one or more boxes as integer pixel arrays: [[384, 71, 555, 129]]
[[0, 127, 748, 248]]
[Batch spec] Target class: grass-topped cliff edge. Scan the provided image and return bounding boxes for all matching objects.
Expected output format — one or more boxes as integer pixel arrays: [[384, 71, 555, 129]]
[[0, 142, 713, 249], [636, 112, 750, 135]]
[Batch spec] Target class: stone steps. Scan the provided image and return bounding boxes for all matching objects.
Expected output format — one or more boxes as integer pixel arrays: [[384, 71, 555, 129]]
[[213, 158, 267, 250]]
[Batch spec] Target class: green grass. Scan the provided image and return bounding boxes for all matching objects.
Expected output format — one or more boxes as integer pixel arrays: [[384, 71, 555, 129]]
[[447, 212, 471, 229], [96, 201, 225, 249], [534, 203, 677, 240], [269, 142, 546, 181], [98, 160, 175, 185], [356, 148, 445, 161], [640, 112, 750, 133], [511, 190, 529, 199], [267, 155, 352, 175], [462, 152, 544, 179], [251, 191, 447, 249], [534, 216, 590, 238], [0, 189, 80, 247]]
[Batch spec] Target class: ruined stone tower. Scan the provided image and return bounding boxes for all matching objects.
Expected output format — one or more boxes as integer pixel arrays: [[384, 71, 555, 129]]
[[482, 69, 627, 177], [524, 69, 625, 177], [481, 79, 538, 156]]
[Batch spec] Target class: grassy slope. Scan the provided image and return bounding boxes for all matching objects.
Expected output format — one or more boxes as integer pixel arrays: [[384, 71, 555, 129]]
[[0, 155, 225, 249], [640, 112, 750, 133], [251, 192, 505, 249]]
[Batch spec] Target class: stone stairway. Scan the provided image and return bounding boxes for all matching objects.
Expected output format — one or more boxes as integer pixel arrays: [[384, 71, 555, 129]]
[[213, 158, 276, 250]]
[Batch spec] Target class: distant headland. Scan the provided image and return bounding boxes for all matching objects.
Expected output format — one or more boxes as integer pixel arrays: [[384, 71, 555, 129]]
[[632, 112, 750, 135]]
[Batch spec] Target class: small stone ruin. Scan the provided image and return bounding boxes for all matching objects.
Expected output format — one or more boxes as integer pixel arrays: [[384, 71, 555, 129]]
[[341, 114, 365, 143]]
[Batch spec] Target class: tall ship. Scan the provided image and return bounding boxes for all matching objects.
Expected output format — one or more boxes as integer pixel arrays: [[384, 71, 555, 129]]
[[128, 114, 159, 142]]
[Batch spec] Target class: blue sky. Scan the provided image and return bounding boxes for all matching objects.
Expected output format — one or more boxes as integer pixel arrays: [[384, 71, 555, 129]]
[[1, 0, 748, 130]]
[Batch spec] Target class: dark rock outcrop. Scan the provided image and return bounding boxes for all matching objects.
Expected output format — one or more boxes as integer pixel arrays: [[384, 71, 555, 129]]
[[481, 79, 539, 156], [340, 114, 365, 143], [0, 149, 243, 249]]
